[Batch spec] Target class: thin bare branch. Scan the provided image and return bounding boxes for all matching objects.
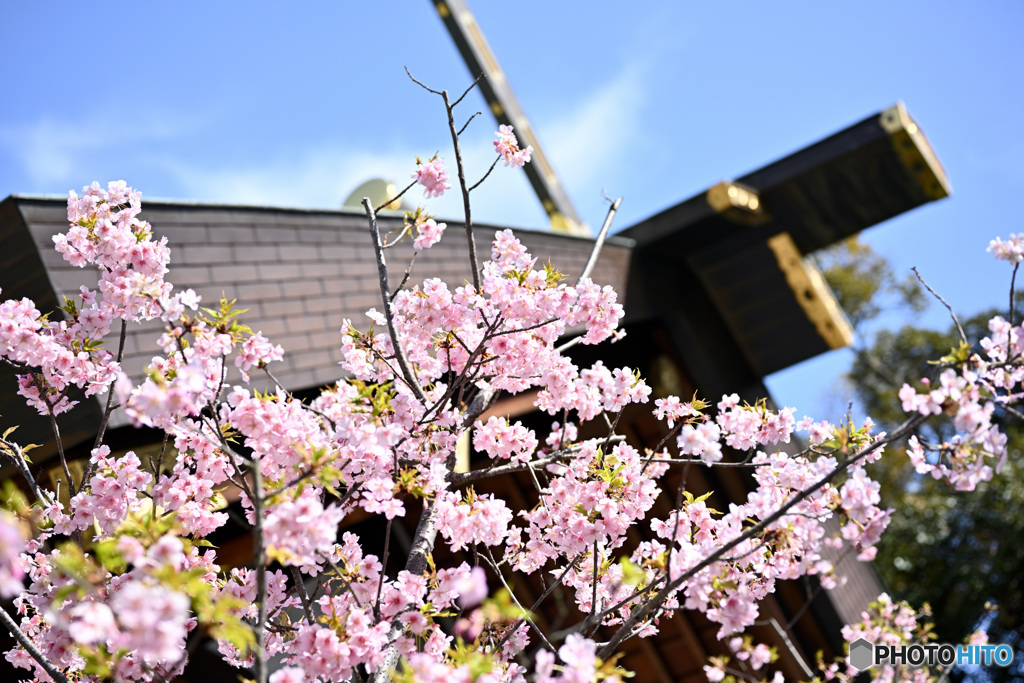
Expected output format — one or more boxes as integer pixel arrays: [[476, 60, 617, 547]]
[[448, 437, 625, 485], [1010, 262, 1020, 327], [290, 566, 315, 625], [769, 617, 814, 679], [251, 463, 268, 683], [404, 67, 442, 95], [363, 198, 430, 405], [441, 87, 483, 291], [491, 553, 585, 654], [577, 198, 622, 285], [483, 548, 555, 651], [598, 411, 929, 658], [487, 317, 558, 338], [374, 180, 417, 215], [913, 266, 967, 343], [374, 518, 394, 620], [590, 541, 599, 629], [84, 318, 128, 484], [648, 457, 769, 467], [468, 156, 502, 193], [1, 438, 55, 507], [999, 402, 1024, 422], [390, 250, 419, 302], [452, 72, 486, 108], [554, 335, 583, 354], [46, 406, 76, 498], [458, 111, 483, 137], [0, 606, 69, 683]]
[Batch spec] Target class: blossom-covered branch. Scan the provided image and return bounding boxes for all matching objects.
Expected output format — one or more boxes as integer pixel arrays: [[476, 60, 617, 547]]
[[0, 87, 1018, 683]]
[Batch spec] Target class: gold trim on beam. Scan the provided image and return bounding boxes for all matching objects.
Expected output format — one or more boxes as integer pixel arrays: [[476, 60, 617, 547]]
[[767, 232, 853, 350], [706, 181, 770, 225], [880, 103, 951, 200], [465, 18, 502, 79]]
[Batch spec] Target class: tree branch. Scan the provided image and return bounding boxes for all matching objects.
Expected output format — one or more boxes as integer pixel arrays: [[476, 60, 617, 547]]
[[913, 266, 966, 343], [577, 198, 622, 286], [597, 412, 928, 658], [1010, 262, 1019, 327], [0, 606, 69, 683], [251, 463, 268, 683], [84, 318, 128, 484], [370, 499, 442, 683], [374, 180, 417, 215], [448, 437, 625, 485], [46, 405, 75, 499], [442, 89, 481, 291], [363, 198, 430, 406], [1, 438, 55, 507]]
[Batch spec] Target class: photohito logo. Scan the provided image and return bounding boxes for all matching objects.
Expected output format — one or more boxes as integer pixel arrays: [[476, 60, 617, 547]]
[[848, 638, 1015, 671]]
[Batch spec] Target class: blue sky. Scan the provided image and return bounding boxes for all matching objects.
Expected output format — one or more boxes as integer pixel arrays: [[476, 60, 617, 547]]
[[3, 1, 1022, 421]]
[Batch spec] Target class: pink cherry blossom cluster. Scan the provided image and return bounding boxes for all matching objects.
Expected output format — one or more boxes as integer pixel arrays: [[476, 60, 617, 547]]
[[0, 180, 174, 415], [58, 181, 172, 322], [987, 233, 1024, 263], [603, 414, 894, 639], [215, 567, 298, 667], [150, 422, 232, 536], [493, 125, 533, 168], [47, 446, 152, 536], [413, 217, 447, 250], [236, 332, 284, 381], [412, 157, 451, 199], [508, 441, 660, 578], [435, 489, 513, 552], [473, 416, 539, 464], [9, 533, 212, 681], [263, 487, 347, 570], [896, 304, 1018, 492], [702, 636, 780, 683], [0, 287, 119, 416]]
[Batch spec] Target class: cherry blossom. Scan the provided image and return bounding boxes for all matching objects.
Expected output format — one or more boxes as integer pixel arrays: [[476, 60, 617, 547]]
[[413, 217, 446, 250], [412, 157, 451, 199], [494, 125, 533, 168]]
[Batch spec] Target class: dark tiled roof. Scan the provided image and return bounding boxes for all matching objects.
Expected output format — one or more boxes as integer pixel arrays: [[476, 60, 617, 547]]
[[0, 196, 632, 451]]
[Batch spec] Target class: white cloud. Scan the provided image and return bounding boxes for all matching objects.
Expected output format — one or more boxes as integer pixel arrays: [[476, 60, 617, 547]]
[[159, 132, 550, 229], [543, 64, 649, 191], [0, 112, 199, 188], [162, 147, 415, 210]]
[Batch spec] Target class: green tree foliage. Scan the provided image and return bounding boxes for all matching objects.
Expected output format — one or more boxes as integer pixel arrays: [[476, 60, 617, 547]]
[[814, 236, 927, 329], [821, 239, 1024, 681]]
